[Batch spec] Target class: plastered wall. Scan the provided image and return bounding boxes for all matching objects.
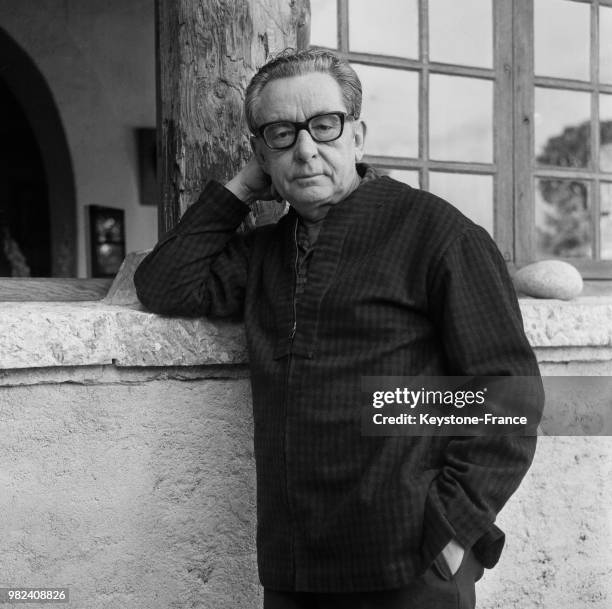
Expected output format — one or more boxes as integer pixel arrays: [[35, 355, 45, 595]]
[[0, 368, 260, 609], [0, 361, 610, 609]]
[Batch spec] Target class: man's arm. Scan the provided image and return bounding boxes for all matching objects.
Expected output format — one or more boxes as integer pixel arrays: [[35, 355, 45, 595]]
[[134, 159, 278, 318], [134, 181, 252, 318], [423, 225, 544, 571]]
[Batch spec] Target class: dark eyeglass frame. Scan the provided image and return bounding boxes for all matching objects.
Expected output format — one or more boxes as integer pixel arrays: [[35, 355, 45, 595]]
[[255, 111, 354, 150]]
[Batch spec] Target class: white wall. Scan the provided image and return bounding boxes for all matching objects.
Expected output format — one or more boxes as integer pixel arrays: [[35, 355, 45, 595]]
[[0, 370, 260, 609], [0, 0, 157, 276]]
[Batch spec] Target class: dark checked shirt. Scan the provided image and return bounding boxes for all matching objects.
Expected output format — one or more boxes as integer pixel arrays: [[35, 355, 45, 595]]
[[134, 164, 543, 593]]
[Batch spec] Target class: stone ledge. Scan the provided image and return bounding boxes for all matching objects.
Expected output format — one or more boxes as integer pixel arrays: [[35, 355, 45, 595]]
[[520, 296, 612, 348], [0, 301, 247, 370], [1, 295, 612, 370]]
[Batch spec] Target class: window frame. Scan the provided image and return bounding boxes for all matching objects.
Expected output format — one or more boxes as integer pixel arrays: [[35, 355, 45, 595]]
[[517, 0, 612, 277], [310, 0, 612, 277]]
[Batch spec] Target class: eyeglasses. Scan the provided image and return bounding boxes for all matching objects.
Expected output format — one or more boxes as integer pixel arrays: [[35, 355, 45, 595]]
[[256, 112, 353, 150]]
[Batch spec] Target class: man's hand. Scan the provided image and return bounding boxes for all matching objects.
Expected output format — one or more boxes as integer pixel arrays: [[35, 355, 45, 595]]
[[441, 538, 465, 576], [225, 158, 282, 204]]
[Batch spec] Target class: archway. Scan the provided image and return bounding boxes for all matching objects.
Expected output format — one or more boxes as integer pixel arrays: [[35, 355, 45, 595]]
[[0, 27, 76, 277]]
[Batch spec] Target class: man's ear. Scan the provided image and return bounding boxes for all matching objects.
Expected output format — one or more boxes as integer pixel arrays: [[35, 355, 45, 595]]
[[353, 120, 366, 162], [250, 136, 270, 174]]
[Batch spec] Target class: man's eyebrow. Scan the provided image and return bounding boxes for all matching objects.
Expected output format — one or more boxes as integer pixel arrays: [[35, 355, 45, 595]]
[[262, 110, 346, 124]]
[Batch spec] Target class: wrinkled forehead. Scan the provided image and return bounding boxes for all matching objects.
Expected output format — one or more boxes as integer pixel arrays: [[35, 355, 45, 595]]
[[252, 72, 347, 127]]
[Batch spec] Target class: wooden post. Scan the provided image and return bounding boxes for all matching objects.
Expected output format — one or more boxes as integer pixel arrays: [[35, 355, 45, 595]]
[[156, 0, 310, 236]]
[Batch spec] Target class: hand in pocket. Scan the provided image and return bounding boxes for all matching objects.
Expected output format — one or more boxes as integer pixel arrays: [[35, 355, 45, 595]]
[[441, 538, 465, 576]]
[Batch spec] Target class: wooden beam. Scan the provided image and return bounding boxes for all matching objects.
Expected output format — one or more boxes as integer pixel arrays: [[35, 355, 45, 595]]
[[495, 0, 515, 262], [155, 0, 310, 237], [514, 0, 536, 267]]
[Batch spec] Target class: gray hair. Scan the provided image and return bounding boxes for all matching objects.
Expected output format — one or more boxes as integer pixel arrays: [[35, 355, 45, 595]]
[[244, 48, 362, 132]]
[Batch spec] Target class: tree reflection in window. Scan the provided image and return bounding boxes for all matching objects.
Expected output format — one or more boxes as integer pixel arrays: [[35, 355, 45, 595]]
[[536, 121, 612, 258]]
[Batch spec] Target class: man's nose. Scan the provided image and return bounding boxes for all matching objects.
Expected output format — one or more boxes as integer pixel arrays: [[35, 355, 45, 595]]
[[293, 128, 318, 161]]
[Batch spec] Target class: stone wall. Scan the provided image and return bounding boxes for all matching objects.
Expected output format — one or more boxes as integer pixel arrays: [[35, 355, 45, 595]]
[[1, 297, 611, 608]]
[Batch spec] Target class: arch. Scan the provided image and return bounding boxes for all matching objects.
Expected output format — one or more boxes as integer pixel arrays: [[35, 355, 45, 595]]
[[0, 26, 76, 276]]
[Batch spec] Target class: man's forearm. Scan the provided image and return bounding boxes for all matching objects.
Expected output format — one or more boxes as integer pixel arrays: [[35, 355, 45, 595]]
[[134, 181, 251, 317]]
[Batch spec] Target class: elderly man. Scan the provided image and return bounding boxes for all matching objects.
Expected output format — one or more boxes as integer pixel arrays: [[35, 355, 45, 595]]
[[134, 49, 542, 609]]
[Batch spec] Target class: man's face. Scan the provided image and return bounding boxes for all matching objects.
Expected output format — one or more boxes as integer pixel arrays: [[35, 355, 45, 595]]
[[251, 72, 366, 223]]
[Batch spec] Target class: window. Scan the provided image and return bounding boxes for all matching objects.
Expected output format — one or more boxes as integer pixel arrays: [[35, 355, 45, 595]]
[[531, 0, 612, 275], [310, 0, 612, 277]]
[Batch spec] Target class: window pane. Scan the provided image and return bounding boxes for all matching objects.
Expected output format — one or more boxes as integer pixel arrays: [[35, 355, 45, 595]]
[[602, 183, 612, 259], [429, 0, 492, 68], [535, 178, 592, 259], [535, 0, 590, 81], [429, 172, 493, 235], [601, 94, 612, 172], [310, 0, 337, 49], [600, 6, 612, 84], [386, 169, 420, 188], [353, 64, 418, 157], [349, 0, 418, 59], [535, 88, 591, 168], [429, 75, 493, 163]]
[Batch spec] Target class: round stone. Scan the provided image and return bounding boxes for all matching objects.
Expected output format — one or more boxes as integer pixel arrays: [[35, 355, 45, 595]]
[[513, 260, 583, 300]]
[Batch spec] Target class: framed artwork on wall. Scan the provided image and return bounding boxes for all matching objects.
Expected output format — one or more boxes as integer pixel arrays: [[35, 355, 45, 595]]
[[87, 205, 126, 277]]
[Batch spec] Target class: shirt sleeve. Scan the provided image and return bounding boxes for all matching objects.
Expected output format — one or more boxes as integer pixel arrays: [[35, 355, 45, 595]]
[[133, 180, 252, 318], [422, 224, 545, 569]]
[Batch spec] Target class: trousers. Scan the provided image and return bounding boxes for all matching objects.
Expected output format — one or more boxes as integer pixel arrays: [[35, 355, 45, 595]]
[[263, 548, 484, 609]]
